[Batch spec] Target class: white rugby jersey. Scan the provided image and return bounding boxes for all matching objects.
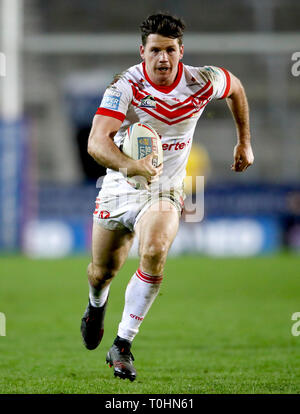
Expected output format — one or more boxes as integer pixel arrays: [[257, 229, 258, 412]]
[[96, 62, 230, 192]]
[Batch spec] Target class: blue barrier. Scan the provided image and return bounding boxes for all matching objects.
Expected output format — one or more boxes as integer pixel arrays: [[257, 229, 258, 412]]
[[37, 182, 300, 219], [24, 182, 297, 257], [22, 216, 281, 258], [0, 119, 28, 251]]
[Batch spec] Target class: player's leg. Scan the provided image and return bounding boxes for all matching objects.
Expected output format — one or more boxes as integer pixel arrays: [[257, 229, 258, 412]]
[[88, 221, 134, 304], [138, 200, 179, 274], [81, 221, 134, 350], [106, 200, 179, 380], [118, 200, 179, 339]]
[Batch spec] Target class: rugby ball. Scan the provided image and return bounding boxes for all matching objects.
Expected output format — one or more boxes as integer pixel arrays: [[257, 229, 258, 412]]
[[121, 122, 163, 189]]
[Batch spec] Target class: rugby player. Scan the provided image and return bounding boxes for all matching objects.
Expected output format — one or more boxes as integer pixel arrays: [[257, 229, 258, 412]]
[[80, 13, 254, 381]]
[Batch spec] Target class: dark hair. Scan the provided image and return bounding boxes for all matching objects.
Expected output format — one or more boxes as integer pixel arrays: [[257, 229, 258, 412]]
[[140, 13, 186, 46]]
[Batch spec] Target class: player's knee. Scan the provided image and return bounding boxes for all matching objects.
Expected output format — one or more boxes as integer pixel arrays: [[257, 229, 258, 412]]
[[87, 262, 116, 283], [141, 240, 169, 265]]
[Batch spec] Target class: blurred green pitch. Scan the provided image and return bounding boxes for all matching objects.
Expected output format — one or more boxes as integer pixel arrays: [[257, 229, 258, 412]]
[[0, 254, 299, 394]]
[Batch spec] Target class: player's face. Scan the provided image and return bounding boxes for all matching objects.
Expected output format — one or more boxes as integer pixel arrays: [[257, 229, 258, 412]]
[[140, 34, 184, 86]]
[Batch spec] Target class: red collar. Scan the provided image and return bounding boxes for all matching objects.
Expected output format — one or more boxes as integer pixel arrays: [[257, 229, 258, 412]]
[[142, 61, 183, 94]]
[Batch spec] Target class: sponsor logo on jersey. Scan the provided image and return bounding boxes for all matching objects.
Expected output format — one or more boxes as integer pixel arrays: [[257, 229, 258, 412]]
[[204, 66, 219, 76], [101, 89, 122, 110], [137, 136, 153, 158], [162, 138, 191, 151], [138, 95, 156, 108]]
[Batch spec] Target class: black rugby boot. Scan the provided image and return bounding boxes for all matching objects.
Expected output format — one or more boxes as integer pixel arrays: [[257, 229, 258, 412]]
[[106, 336, 137, 381], [80, 299, 108, 350]]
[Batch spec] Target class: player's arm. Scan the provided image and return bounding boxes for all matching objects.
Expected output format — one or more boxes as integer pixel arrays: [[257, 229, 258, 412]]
[[87, 115, 161, 181], [226, 72, 254, 172]]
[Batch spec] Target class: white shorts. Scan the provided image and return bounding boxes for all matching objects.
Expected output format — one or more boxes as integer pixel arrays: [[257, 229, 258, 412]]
[[93, 177, 184, 232]]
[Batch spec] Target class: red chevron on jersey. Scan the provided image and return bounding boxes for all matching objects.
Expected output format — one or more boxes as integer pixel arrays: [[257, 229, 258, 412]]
[[129, 81, 213, 124], [129, 79, 212, 110], [132, 91, 212, 120], [131, 99, 209, 125]]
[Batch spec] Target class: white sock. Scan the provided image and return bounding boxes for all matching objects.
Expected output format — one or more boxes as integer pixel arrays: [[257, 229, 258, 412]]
[[117, 269, 163, 342], [89, 281, 110, 307]]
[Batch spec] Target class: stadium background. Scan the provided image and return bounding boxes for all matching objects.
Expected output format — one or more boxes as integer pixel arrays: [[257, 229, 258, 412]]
[[0, 0, 300, 394]]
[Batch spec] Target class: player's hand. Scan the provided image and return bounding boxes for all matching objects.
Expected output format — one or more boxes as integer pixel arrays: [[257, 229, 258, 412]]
[[128, 153, 163, 183], [231, 143, 254, 172]]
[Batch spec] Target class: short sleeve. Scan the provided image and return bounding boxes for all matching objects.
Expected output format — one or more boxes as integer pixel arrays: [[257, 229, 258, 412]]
[[200, 66, 231, 100], [95, 76, 132, 122]]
